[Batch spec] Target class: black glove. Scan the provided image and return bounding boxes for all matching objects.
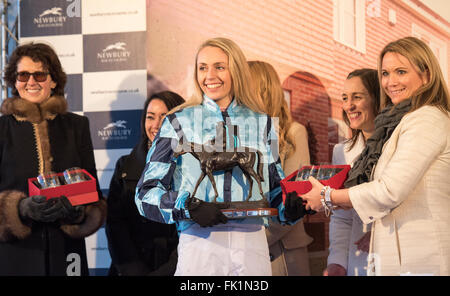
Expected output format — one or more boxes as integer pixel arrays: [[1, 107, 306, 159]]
[[19, 195, 64, 223], [186, 197, 228, 227], [284, 191, 316, 222], [51, 195, 85, 224]]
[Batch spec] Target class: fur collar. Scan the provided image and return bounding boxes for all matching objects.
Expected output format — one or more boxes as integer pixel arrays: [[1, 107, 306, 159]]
[[0, 96, 67, 124]]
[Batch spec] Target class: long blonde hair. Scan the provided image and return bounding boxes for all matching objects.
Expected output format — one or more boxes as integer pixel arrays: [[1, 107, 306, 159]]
[[378, 36, 450, 113], [248, 60, 295, 157], [171, 37, 265, 113]]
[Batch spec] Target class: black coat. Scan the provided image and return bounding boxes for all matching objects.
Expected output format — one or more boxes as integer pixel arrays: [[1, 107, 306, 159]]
[[106, 139, 178, 276], [0, 96, 106, 276]]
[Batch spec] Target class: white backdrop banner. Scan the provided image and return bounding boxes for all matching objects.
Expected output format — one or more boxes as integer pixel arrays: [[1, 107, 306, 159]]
[[18, 0, 147, 274]]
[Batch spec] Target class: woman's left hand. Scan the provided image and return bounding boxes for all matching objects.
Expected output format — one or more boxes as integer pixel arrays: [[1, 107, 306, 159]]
[[302, 176, 325, 212]]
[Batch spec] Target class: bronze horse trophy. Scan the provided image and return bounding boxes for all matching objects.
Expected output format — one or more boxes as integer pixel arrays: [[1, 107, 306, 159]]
[[173, 122, 278, 219]]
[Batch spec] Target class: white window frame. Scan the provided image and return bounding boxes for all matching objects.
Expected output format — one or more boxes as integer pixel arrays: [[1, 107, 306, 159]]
[[333, 0, 366, 53], [412, 24, 448, 83]]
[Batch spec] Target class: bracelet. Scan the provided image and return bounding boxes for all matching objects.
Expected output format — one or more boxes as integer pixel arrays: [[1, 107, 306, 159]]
[[325, 186, 335, 209], [320, 185, 335, 217], [320, 198, 330, 217]]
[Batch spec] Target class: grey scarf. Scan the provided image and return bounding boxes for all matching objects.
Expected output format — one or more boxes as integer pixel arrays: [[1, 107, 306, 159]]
[[344, 99, 412, 188]]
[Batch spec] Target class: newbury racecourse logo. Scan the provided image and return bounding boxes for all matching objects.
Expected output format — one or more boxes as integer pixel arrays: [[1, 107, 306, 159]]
[[103, 120, 127, 129], [34, 7, 67, 28], [40, 7, 62, 17], [98, 120, 132, 141], [97, 42, 131, 63], [103, 42, 127, 52]]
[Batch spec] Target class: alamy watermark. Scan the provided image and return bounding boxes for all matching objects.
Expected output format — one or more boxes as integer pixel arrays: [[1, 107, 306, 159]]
[[367, 0, 381, 18], [170, 111, 280, 160], [66, 252, 81, 276], [67, 0, 80, 18]]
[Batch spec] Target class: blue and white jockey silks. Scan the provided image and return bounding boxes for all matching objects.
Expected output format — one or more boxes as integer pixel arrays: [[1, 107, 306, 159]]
[[135, 95, 290, 232]]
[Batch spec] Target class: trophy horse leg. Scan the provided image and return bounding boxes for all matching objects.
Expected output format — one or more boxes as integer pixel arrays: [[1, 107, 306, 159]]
[[205, 170, 220, 203], [242, 152, 265, 202], [241, 170, 253, 202], [246, 167, 264, 200], [191, 171, 206, 199]]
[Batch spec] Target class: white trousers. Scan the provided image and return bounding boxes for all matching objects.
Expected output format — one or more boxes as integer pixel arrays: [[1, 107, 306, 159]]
[[175, 222, 271, 276]]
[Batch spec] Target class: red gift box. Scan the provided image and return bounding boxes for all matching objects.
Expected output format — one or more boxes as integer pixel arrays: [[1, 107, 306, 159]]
[[280, 165, 351, 204], [28, 169, 99, 206]]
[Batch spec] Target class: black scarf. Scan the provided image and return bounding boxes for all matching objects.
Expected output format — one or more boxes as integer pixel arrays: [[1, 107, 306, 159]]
[[344, 99, 412, 188]]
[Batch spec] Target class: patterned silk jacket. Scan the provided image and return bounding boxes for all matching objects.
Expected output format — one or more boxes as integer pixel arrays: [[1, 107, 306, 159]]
[[135, 95, 290, 231]]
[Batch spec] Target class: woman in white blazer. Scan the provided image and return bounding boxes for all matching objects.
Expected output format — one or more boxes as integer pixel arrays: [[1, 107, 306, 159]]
[[326, 69, 380, 276], [303, 37, 450, 276]]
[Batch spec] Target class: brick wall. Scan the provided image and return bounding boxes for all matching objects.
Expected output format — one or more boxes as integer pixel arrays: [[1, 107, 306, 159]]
[[282, 72, 333, 164]]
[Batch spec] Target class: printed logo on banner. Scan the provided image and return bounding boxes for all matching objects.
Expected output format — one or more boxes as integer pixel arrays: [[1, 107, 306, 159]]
[[65, 74, 83, 112], [19, 0, 81, 37], [85, 110, 141, 149], [99, 42, 129, 63], [81, 0, 146, 35], [83, 31, 146, 72], [82, 70, 147, 112]]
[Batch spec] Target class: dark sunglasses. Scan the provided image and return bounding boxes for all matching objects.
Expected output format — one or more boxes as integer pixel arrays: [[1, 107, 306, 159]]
[[16, 71, 49, 82]]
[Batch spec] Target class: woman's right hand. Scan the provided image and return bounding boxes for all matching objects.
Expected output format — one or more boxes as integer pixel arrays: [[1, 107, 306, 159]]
[[323, 264, 347, 276], [302, 177, 325, 212]]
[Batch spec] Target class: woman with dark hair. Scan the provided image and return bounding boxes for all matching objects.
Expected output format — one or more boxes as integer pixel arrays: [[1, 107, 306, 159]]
[[139, 91, 188, 144], [303, 37, 450, 275], [4, 42, 67, 98], [106, 91, 184, 276], [340, 69, 380, 151], [326, 68, 380, 276], [0, 42, 107, 275]]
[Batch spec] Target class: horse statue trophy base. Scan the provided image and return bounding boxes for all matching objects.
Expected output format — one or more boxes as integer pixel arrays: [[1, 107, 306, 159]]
[[218, 200, 278, 219]]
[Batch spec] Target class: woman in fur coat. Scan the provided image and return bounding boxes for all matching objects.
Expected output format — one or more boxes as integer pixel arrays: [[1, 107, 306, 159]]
[[0, 42, 106, 275]]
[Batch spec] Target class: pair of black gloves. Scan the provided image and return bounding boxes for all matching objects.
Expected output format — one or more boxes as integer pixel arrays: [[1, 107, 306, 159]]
[[19, 195, 84, 224], [187, 192, 315, 228]]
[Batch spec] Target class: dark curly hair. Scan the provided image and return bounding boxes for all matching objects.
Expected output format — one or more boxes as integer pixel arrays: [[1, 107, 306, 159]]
[[4, 42, 67, 97]]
